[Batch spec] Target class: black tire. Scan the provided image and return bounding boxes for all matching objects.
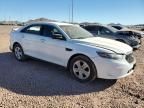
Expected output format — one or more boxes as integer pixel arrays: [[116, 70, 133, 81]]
[[69, 55, 97, 82], [13, 44, 26, 61]]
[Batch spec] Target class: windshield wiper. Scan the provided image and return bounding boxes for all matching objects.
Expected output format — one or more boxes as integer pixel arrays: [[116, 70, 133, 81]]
[[76, 37, 86, 39], [76, 36, 94, 39]]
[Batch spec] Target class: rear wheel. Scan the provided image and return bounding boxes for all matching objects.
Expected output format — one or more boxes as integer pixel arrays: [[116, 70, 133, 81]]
[[69, 55, 97, 82], [13, 44, 26, 61]]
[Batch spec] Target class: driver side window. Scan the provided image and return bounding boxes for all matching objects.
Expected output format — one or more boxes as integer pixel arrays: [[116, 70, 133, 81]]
[[99, 27, 112, 35], [52, 28, 61, 35], [42, 25, 66, 40]]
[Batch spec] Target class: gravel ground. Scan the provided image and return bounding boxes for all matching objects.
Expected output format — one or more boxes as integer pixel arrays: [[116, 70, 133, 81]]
[[0, 25, 144, 108]]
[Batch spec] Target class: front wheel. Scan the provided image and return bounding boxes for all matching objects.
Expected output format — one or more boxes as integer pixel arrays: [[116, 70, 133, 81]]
[[69, 55, 97, 82], [13, 44, 26, 61]]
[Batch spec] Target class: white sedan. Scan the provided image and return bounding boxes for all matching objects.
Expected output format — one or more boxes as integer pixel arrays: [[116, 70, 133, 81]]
[[10, 22, 136, 82]]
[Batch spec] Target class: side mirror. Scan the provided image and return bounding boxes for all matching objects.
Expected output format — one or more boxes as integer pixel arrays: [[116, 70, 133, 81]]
[[52, 33, 66, 40]]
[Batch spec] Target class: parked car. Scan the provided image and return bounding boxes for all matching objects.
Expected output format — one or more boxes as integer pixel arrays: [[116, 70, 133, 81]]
[[10, 22, 136, 82], [80, 24, 141, 49], [110, 24, 144, 39], [141, 28, 144, 32]]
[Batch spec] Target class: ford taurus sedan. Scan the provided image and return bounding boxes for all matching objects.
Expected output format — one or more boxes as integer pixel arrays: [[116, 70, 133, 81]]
[[10, 22, 136, 82]]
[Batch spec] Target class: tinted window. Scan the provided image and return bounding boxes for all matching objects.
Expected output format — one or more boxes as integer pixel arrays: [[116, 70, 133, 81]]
[[99, 27, 113, 35], [84, 26, 99, 35], [112, 26, 122, 30], [42, 25, 64, 39], [85, 26, 95, 31], [21, 25, 42, 35], [42, 25, 54, 37]]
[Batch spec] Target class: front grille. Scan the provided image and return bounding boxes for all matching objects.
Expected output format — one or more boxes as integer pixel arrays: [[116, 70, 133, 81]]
[[126, 53, 134, 63], [131, 41, 139, 46]]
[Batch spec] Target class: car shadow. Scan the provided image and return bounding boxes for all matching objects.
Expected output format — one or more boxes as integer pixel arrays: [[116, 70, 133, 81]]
[[0, 52, 117, 96]]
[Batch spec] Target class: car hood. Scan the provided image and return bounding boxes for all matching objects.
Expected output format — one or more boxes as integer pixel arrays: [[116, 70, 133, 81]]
[[120, 28, 144, 35], [73, 37, 132, 54]]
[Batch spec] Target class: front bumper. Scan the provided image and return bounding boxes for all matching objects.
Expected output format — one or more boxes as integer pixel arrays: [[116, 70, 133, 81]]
[[91, 56, 136, 79], [132, 44, 141, 49], [9, 46, 13, 51], [141, 34, 144, 38], [131, 40, 141, 49]]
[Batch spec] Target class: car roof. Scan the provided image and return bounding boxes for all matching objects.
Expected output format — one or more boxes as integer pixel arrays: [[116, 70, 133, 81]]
[[81, 24, 118, 32], [80, 23, 102, 27], [80, 24, 108, 28], [27, 21, 74, 26]]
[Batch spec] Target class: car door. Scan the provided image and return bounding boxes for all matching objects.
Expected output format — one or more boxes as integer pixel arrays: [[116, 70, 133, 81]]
[[37, 24, 68, 66], [20, 24, 43, 57]]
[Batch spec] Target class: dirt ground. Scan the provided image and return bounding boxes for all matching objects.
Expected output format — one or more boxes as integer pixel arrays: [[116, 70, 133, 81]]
[[0, 25, 144, 108]]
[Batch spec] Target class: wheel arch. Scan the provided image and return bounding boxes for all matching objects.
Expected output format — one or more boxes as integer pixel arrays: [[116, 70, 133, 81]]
[[67, 53, 96, 70], [12, 42, 22, 52], [67, 53, 98, 81]]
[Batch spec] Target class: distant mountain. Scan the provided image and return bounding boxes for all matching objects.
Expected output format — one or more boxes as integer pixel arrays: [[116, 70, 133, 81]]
[[0, 21, 23, 25], [25, 18, 57, 24], [135, 24, 144, 26], [128, 24, 144, 30], [80, 22, 101, 26], [0, 18, 57, 25]]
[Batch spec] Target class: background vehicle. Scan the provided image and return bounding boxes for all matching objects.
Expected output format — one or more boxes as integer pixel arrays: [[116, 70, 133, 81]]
[[80, 24, 141, 49], [141, 28, 144, 31], [110, 24, 144, 39], [10, 22, 136, 82]]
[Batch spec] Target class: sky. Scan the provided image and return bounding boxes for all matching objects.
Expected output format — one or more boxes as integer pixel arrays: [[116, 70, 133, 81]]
[[0, 0, 144, 25]]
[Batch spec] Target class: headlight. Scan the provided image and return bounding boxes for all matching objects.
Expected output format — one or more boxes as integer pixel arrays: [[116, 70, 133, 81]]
[[97, 52, 124, 60]]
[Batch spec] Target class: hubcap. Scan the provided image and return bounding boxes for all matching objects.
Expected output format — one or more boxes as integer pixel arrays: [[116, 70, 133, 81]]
[[73, 60, 90, 80], [14, 47, 23, 60]]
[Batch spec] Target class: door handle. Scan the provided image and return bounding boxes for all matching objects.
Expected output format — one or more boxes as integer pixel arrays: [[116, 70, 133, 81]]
[[40, 39, 46, 43], [65, 48, 73, 51], [22, 35, 25, 38]]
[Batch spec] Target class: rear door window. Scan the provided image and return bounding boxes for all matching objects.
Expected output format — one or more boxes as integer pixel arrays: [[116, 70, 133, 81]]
[[21, 25, 42, 35]]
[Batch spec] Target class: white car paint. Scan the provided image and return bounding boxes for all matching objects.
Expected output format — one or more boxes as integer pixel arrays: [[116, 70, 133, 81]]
[[10, 22, 136, 79], [73, 37, 132, 54]]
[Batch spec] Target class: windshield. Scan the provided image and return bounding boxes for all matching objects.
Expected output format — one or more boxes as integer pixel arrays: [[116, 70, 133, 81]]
[[106, 26, 118, 33], [60, 25, 94, 39]]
